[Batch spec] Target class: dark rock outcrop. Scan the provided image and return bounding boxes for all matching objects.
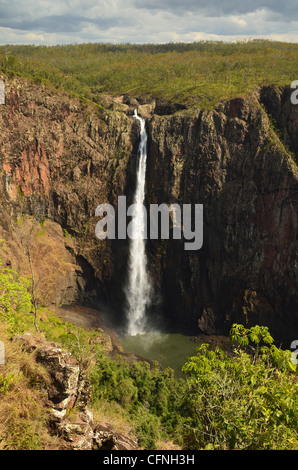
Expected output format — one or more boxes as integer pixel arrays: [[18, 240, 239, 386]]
[[147, 89, 297, 341], [93, 423, 139, 451]]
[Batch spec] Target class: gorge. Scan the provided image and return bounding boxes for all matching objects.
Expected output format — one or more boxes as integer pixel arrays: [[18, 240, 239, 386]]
[[0, 72, 297, 346]]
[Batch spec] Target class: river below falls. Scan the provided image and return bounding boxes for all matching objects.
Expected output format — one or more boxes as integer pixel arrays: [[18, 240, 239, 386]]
[[119, 331, 236, 377], [55, 305, 233, 378], [120, 332, 199, 376]]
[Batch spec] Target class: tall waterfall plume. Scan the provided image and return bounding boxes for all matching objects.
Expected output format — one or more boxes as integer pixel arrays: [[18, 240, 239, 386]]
[[125, 109, 151, 336]]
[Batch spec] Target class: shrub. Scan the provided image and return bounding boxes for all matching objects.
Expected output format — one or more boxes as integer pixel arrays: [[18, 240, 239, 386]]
[[0, 262, 33, 333], [182, 324, 298, 449]]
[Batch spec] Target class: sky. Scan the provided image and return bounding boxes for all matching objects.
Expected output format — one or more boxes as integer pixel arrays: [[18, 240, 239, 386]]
[[0, 0, 297, 45]]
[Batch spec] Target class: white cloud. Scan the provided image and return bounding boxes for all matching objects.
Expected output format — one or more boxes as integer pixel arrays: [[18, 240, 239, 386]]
[[0, 0, 297, 44], [230, 16, 247, 29]]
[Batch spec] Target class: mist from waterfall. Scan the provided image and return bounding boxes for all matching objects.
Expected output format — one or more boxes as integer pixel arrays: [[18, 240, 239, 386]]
[[125, 109, 151, 336]]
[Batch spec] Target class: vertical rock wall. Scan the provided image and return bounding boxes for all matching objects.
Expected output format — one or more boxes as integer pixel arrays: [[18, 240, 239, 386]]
[[147, 89, 297, 341], [0, 74, 297, 341]]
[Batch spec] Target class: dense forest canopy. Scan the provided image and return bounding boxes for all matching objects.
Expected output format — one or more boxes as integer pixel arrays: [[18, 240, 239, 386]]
[[0, 40, 297, 108]]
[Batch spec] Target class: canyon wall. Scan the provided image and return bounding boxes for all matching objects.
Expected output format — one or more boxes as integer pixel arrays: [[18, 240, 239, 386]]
[[0, 74, 297, 341], [147, 88, 297, 340], [0, 74, 137, 317]]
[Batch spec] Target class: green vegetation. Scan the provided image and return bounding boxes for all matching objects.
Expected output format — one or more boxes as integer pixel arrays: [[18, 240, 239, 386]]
[[90, 356, 186, 448], [182, 327, 297, 449], [0, 40, 297, 109], [0, 257, 297, 449], [0, 255, 33, 334], [90, 324, 297, 449]]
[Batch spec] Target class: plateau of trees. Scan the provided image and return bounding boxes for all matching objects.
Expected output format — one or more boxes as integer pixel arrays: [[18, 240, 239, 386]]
[[0, 40, 297, 109]]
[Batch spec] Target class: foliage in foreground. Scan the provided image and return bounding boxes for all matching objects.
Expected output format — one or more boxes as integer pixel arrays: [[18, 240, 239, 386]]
[[0, 257, 297, 449], [182, 324, 297, 449], [91, 324, 297, 449]]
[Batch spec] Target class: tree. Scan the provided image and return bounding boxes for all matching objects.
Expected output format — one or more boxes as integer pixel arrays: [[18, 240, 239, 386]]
[[17, 220, 40, 332], [0, 253, 32, 333], [181, 324, 298, 449]]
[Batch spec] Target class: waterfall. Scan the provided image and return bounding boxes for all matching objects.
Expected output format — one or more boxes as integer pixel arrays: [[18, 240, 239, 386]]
[[125, 109, 151, 336]]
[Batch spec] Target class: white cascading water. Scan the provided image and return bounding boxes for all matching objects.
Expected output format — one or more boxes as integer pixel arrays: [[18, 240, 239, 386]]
[[126, 109, 151, 336]]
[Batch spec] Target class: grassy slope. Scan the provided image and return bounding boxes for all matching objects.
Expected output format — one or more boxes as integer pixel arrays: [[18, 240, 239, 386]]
[[0, 40, 297, 109]]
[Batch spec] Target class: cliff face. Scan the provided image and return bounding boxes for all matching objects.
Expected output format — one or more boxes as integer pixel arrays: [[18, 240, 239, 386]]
[[0, 74, 297, 341], [0, 74, 138, 312], [147, 88, 298, 339]]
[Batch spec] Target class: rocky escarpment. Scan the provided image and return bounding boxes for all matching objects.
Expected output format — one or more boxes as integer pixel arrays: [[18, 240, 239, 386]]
[[0, 73, 139, 314], [0, 73, 297, 341], [11, 333, 139, 450], [147, 87, 297, 340]]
